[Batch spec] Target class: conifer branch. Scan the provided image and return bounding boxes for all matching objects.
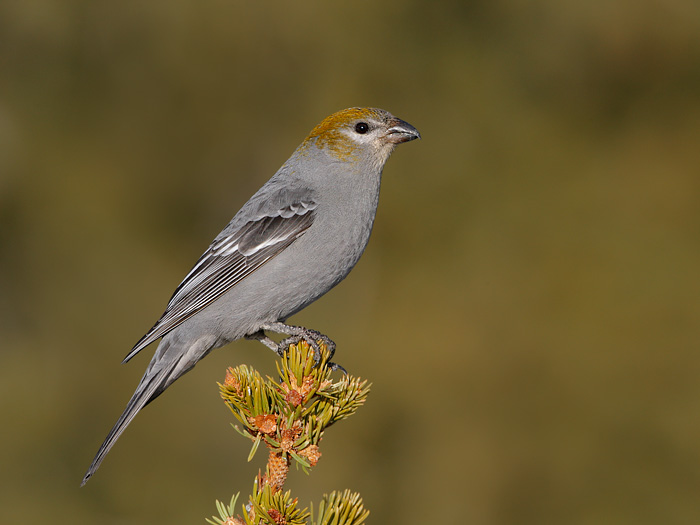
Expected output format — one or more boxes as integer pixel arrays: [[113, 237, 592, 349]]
[[207, 341, 371, 525]]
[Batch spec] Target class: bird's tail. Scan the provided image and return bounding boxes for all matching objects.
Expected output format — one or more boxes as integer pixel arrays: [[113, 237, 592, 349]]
[[81, 349, 183, 486]]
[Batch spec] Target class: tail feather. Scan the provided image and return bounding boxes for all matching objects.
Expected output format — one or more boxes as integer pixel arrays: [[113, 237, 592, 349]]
[[81, 356, 182, 486]]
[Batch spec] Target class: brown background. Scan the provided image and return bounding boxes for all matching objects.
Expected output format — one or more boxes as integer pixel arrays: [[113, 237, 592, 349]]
[[1, 1, 699, 523]]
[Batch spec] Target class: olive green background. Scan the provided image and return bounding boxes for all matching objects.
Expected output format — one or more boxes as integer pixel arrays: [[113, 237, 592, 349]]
[[1, 1, 699, 523]]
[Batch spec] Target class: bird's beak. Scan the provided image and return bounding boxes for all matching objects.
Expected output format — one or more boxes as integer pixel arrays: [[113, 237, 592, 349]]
[[386, 118, 421, 144]]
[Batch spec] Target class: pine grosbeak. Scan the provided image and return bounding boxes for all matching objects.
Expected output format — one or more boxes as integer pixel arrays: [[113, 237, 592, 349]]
[[82, 107, 420, 484]]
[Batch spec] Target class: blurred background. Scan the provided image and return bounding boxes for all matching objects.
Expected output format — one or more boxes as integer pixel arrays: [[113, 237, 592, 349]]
[[1, 1, 699, 523]]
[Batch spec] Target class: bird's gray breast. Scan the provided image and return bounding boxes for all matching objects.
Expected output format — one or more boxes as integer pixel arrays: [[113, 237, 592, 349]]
[[202, 165, 382, 338], [277, 175, 380, 311]]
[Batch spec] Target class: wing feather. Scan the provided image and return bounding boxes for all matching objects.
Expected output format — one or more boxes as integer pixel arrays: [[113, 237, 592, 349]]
[[124, 200, 316, 362]]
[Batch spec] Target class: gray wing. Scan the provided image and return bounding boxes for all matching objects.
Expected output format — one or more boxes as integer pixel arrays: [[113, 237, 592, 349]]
[[123, 197, 317, 362]]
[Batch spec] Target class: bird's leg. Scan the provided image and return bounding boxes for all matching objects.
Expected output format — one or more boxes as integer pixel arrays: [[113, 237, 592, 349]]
[[247, 326, 320, 361], [259, 322, 338, 365], [245, 330, 279, 352]]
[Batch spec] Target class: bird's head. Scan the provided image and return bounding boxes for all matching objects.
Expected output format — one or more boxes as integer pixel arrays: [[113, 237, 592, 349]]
[[299, 108, 420, 169]]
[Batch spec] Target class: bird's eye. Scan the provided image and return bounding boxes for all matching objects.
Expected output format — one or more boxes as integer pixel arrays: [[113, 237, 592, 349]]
[[355, 122, 369, 134]]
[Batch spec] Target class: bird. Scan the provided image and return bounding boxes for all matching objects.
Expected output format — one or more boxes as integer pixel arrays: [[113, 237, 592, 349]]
[[82, 107, 420, 485]]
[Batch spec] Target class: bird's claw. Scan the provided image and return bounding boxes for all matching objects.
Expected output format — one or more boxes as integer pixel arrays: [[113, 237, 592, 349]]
[[277, 334, 322, 364], [328, 361, 347, 375], [276, 328, 336, 367]]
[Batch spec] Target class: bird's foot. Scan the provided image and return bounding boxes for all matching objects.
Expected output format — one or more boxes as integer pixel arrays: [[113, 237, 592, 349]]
[[257, 322, 340, 369], [276, 329, 328, 364]]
